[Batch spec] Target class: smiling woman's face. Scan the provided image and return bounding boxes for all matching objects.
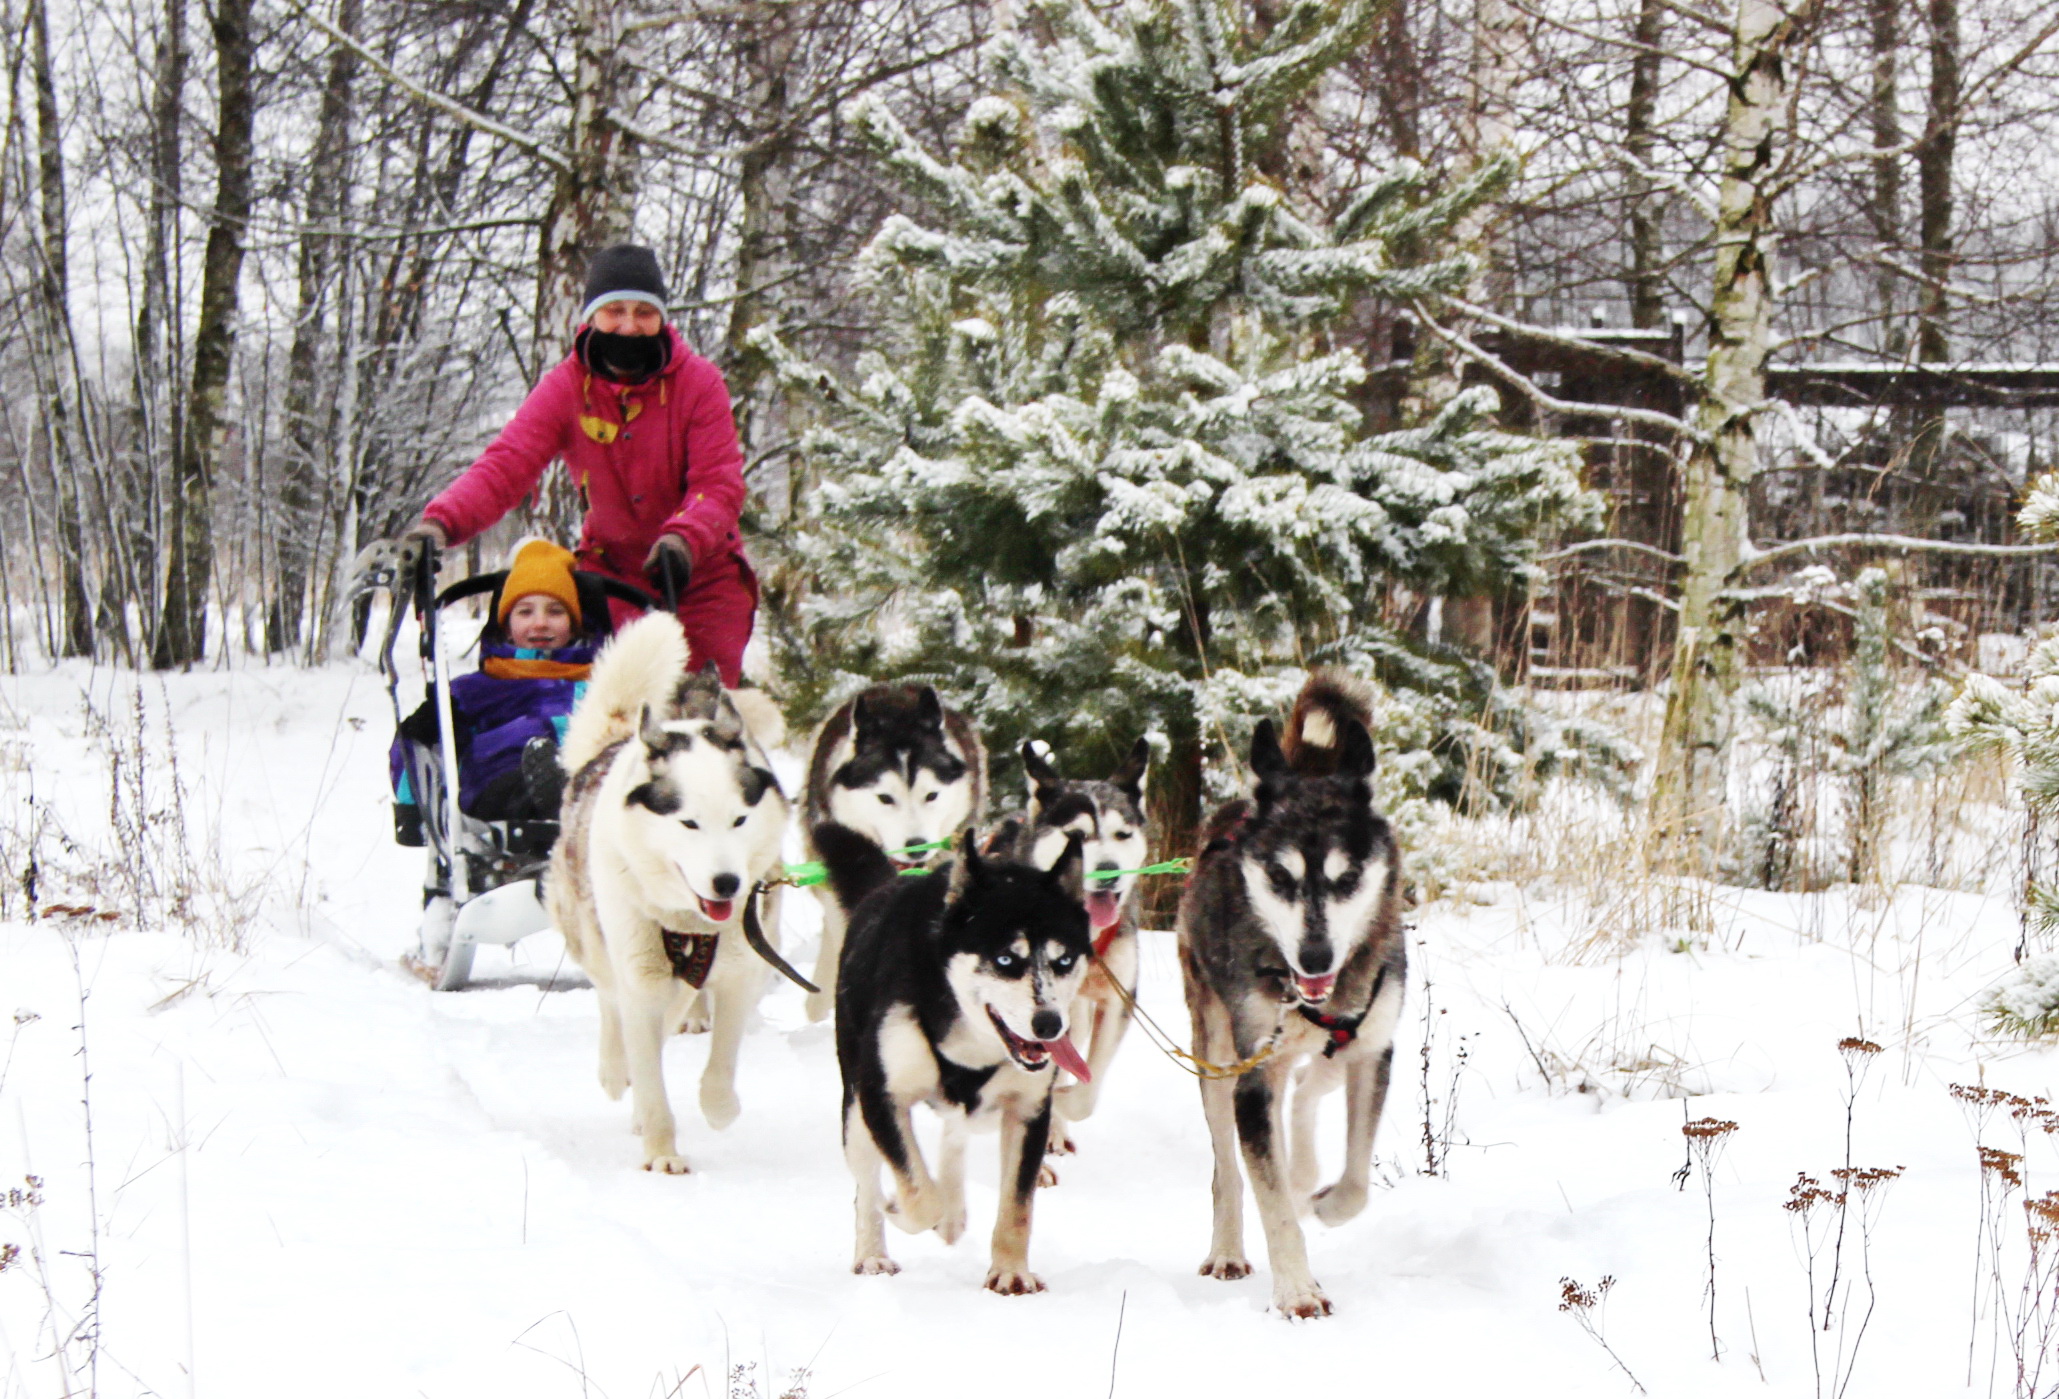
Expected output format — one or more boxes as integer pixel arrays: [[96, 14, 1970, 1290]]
[[590, 300, 664, 336]]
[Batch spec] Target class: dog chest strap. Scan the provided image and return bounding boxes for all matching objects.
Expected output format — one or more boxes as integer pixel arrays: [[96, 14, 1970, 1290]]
[[661, 928, 719, 987], [1093, 925, 1122, 960]]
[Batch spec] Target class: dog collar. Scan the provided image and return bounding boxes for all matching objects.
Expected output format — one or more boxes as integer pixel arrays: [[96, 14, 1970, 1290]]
[[1093, 924, 1123, 960]]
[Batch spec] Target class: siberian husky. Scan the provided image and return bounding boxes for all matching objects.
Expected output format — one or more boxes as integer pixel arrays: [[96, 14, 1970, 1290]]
[[800, 684, 987, 1020], [993, 738, 1150, 1163], [815, 822, 1091, 1291], [547, 614, 811, 1173], [1177, 672, 1406, 1317]]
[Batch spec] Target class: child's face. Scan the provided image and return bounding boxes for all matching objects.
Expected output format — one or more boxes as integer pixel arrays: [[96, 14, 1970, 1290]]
[[507, 595, 574, 649]]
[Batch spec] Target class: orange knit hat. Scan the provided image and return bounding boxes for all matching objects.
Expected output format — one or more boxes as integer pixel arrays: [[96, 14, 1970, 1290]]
[[498, 538, 582, 627]]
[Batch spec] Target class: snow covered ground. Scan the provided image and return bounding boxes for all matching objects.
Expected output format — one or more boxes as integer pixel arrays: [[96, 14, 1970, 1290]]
[[3, 658, 2056, 1398]]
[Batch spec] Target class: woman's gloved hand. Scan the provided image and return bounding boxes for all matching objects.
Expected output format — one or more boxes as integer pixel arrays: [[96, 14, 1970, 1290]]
[[644, 534, 692, 606], [397, 520, 447, 582]]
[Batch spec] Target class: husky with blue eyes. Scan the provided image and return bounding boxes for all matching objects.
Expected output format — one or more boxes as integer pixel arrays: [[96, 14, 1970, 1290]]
[[801, 684, 988, 1021], [1177, 671, 1407, 1319], [814, 821, 1091, 1293]]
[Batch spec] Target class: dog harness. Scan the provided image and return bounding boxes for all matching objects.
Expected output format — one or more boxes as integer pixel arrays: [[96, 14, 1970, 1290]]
[[1295, 964, 1389, 1058], [660, 928, 719, 986]]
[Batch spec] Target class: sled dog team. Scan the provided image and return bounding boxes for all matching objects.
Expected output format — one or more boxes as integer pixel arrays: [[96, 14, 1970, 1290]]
[[547, 613, 1405, 1319]]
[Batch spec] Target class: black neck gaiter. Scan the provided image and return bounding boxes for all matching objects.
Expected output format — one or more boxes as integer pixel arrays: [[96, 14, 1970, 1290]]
[[576, 326, 671, 384]]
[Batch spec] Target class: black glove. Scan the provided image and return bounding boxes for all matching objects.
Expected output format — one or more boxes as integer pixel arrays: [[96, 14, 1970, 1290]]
[[644, 534, 692, 606], [397, 520, 446, 586]]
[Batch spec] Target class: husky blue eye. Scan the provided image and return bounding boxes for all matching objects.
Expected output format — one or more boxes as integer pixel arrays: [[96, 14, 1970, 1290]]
[[1054, 954, 1077, 973], [994, 953, 1017, 969]]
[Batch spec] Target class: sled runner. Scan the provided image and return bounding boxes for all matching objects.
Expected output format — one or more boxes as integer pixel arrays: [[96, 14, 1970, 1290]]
[[355, 539, 658, 990]]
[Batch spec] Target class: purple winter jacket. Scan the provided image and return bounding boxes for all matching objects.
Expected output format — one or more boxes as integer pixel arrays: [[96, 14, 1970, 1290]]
[[389, 639, 596, 817]]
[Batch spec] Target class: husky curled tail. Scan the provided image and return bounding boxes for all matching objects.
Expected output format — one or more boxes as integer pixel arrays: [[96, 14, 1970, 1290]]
[[559, 612, 691, 775], [1280, 670, 1375, 778]]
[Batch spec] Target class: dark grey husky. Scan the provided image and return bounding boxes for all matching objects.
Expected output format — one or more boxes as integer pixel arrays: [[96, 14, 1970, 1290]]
[[800, 684, 988, 1020], [1177, 672, 1406, 1318], [990, 738, 1149, 1161], [817, 822, 1091, 1293]]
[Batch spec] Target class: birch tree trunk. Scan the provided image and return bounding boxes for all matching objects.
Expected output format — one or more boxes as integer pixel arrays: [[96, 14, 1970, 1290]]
[[270, 0, 359, 655], [534, 0, 642, 355], [1652, 0, 1812, 857], [722, 0, 800, 454], [155, 0, 253, 669], [32, 0, 91, 659], [1868, 0, 1904, 355]]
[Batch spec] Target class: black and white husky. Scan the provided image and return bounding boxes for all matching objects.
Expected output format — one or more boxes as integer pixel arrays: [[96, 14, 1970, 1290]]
[[801, 685, 988, 1020], [816, 822, 1092, 1292], [1177, 672, 1406, 1318], [547, 614, 806, 1173], [993, 738, 1149, 1158]]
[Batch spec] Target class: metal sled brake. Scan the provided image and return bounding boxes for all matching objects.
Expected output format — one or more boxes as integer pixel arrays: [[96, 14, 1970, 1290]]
[[358, 540, 656, 990]]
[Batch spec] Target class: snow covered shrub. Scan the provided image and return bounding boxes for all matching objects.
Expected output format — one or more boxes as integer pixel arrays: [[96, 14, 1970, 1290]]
[[1982, 955, 2059, 1038], [758, 0, 1615, 839]]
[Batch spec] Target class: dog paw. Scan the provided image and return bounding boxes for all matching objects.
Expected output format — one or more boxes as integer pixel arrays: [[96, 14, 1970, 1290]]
[[886, 1187, 944, 1235], [984, 1266, 1046, 1295], [1053, 1082, 1097, 1122], [853, 1254, 900, 1276], [1199, 1254, 1252, 1281], [1272, 1281, 1333, 1319], [699, 1081, 741, 1131], [804, 989, 833, 1024], [677, 1005, 712, 1035], [1036, 1162, 1059, 1189], [599, 1063, 629, 1101], [1045, 1122, 1078, 1156], [643, 1154, 693, 1175], [1311, 1180, 1367, 1226], [935, 1204, 968, 1245]]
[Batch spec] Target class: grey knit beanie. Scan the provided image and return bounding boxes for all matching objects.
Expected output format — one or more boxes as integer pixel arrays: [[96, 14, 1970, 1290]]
[[580, 245, 668, 322]]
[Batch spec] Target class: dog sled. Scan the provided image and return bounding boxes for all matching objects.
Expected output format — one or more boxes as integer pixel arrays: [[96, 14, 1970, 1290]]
[[353, 539, 661, 990]]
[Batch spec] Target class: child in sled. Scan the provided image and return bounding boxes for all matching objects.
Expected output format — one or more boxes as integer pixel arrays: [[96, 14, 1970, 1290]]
[[390, 538, 595, 826]]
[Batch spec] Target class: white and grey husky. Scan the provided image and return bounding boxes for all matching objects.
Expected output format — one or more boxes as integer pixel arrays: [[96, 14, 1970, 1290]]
[[1177, 672, 1407, 1317], [800, 684, 987, 1020], [547, 613, 809, 1173], [992, 738, 1150, 1162]]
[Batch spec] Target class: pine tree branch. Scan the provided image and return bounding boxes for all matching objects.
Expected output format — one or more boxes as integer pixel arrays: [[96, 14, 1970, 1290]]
[[289, 1, 572, 173]]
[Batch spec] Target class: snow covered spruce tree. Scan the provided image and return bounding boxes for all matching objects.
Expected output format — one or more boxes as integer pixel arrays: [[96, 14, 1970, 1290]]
[[1952, 472, 2059, 1035], [759, 0, 1610, 866]]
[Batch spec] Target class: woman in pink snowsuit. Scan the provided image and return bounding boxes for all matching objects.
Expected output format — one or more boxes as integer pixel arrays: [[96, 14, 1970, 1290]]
[[399, 245, 756, 684]]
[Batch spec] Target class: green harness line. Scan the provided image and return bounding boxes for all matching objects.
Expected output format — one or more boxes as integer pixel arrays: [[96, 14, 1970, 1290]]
[[774, 847, 1195, 889]]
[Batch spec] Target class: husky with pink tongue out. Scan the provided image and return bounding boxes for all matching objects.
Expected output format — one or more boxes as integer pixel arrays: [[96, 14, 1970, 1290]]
[[1177, 671, 1406, 1320], [996, 737, 1151, 1168], [814, 821, 1093, 1293]]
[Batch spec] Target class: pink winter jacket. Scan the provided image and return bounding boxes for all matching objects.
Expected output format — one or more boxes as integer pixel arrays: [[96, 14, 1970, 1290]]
[[422, 326, 747, 589]]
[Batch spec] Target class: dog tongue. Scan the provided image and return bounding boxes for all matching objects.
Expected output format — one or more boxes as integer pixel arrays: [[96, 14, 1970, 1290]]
[[698, 897, 734, 922], [1046, 1034, 1092, 1082], [1085, 890, 1122, 931]]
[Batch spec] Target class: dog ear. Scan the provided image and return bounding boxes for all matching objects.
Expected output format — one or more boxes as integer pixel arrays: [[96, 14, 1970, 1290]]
[[1110, 735, 1150, 799], [916, 686, 945, 732], [639, 703, 671, 759], [1045, 830, 1086, 900], [1250, 718, 1289, 785], [1021, 740, 1061, 805], [708, 687, 746, 747], [740, 765, 781, 807], [946, 828, 985, 903], [851, 691, 878, 738], [1338, 717, 1376, 782]]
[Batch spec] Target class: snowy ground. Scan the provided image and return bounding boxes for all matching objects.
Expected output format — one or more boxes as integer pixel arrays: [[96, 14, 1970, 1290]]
[[2, 658, 2056, 1398]]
